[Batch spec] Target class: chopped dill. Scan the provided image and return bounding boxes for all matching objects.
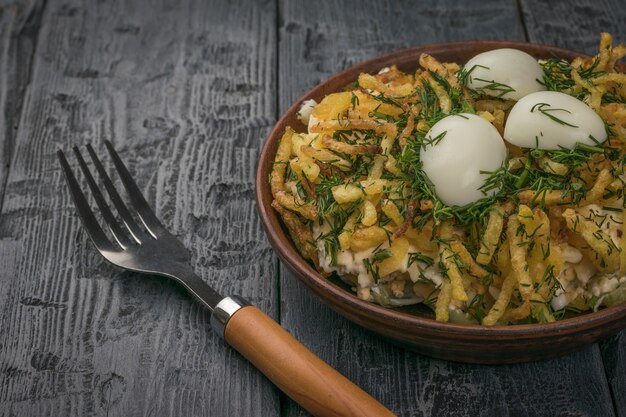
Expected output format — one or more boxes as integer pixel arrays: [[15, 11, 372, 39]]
[[270, 35, 626, 325], [530, 102, 579, 128]]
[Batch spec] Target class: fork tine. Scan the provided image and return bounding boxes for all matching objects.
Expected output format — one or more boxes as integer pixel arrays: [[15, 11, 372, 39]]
[[85, 144, 149, 243], [72, 147, 133, 249], [104, 140, 167, 237], [57, 150, 119, 254]]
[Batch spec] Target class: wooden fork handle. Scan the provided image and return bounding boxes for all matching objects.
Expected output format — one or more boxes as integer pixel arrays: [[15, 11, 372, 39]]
[[224, 306, 396, 417]]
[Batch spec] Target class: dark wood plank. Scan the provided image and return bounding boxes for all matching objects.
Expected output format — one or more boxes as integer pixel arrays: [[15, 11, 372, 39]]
[[601, 332, 626, 417], [278, 0, 616, 416], [518, 3, 626, 414], [0, 0, 279, 416], [0, 0, 43, 204], [279, 0, 528, 111], [520, 0, 626, 54]]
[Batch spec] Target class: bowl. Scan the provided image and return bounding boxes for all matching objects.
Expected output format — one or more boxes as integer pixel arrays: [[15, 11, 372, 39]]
[[255, 40, 626, 364]]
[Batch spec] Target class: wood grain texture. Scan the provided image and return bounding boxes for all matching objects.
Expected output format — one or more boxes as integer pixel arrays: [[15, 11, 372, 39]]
[[518, 3, 626, 414], [278, 0, 616, 416], [278, 0, 527, 112], [0, 0, 278, 416], [0, 1, 624, 416], [0, 0, 42, 204], [601, 332, 626, 416], [520, 0, 626, 54]]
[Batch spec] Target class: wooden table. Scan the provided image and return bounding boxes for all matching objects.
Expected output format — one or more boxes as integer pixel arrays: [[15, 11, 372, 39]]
[[0, 0, 624, 416]]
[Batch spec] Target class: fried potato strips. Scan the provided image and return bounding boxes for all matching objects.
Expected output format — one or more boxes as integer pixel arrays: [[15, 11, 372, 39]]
[[503, 299, 531, 322], [398, 105, 418, 148], [562, 208, 620, 272], [271, 200, 317, 264], [270, 128, 294, 198], [579, 169, 612, 206], [358, 72, 415, 97], [451, 240, 491, 279], [338, 210, 360, 251], [271, 131, 318, 220], [477, 205, 505, 265], [350, 226, 389, 251], [483, 273, 516, 326], [378, 237, 409, 277], [518, 189, 571, 206], [331, 184, 363, 204], [361, 200, 378, 227], [538, 156, 568, 176], [441, 246, 468, 302], [268, 32, 626, 326], [435, 281, 453, 322], [382, 200, 404, 226], [321, 134, 382, 156], [419, 53, 461, 89], [507, 214, 533, 300], [393, 200, 418, 239]]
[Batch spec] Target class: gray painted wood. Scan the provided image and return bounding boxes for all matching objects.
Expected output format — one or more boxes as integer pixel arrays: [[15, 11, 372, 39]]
[[519, 2, 626, 414], [601, 332, 626, 417], [0, 0, 42, 204], [0, 0, 624, 416], [279, 0, 616, 416], [520, 0, 626, 54], [0, 0, 279, 416]]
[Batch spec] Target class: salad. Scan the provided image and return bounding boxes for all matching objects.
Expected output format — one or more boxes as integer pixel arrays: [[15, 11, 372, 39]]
[[270, 33, 626, 325]]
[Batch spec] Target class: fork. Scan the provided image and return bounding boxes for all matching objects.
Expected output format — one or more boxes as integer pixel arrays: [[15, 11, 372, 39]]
[[57, 141, 395, 417]]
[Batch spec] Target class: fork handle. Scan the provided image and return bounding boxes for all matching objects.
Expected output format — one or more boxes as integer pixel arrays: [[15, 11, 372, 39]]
[[221, 304, 396, 417]]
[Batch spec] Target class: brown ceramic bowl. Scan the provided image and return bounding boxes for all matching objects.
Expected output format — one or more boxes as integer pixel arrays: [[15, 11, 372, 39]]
[[255, 41, 626, 364]]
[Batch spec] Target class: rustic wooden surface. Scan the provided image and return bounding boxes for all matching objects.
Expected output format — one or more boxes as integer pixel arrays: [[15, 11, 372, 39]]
[[0, 0, 41, 204], [0, 0, 623, 416], [0, 0, 279, 416]]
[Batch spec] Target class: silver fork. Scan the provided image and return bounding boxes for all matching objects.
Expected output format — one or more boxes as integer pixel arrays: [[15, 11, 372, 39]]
[[57, 141, 395, 417]]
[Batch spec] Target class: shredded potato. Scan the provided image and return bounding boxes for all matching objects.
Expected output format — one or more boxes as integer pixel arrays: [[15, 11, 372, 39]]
[[377, 237, 409, 277], [361, 200, 378, 226], [579, 169, 612, 206], [504, 299, 531, 322], [435, 281, 453, 322], [398, 105, 418, 148], [518, 189, 572, 206], [508, 214, 533, 300], [538, 156, 568, 176], [562, 209, 620, 272], [451, 240, 491, 279], [350, 226, 389, 251], [382, 200, 404, 226], [358, 72, 415, 97], [483, 273, 516, 326], [321, 134, 382, 155], [269, 33, 626, 325], [332, 184, 363, 204], [477, 205, 505, 265], [270, 128, 294, 198], [441, 247, 468, 302]]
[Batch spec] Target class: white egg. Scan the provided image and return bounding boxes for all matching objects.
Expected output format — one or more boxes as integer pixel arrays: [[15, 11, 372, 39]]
[[504, 91, 607, 150], [420, 113, 507, 206], [462, 49, 546, 100]]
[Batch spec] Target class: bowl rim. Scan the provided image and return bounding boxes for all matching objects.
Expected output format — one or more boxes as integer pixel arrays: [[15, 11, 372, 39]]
[[256, 39, 626, 340]]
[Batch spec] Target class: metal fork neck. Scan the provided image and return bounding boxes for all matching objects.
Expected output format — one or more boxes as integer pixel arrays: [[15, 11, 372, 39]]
[[170, 269, 225, 312], [210, 296, 251, 339], [169, 270, 251, 338]]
